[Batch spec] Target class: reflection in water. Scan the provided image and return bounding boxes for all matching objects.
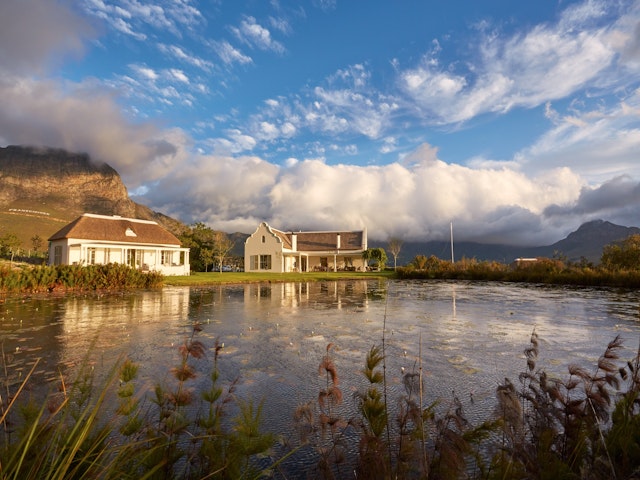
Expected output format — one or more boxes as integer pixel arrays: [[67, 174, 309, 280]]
[[1, 279, 639, 467]]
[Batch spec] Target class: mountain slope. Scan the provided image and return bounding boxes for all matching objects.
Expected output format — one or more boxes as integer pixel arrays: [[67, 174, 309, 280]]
[[0, 145, 186, 248]]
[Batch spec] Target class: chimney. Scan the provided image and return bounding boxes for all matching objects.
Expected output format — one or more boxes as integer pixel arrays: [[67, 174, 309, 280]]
[[336, 233, 341, 250], [291, 233, 297, 251]]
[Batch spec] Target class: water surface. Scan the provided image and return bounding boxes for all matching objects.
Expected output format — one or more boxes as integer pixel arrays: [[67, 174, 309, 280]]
[[2, 280, 639, 443]]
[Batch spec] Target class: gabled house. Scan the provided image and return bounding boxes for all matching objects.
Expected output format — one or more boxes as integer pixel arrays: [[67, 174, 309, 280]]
[[48, 213, 190, 276], [244, 222, 368, 273]]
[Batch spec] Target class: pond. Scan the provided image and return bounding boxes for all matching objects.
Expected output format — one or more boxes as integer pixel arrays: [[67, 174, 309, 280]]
[[1, 279, 639, 472]]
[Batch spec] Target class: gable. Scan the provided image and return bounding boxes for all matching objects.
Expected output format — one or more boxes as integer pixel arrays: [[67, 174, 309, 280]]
[[48, 214, 181, 246]]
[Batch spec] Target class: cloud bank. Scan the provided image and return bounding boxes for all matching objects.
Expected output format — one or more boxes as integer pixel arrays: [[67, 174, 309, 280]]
[[1, 0, 639, 247]]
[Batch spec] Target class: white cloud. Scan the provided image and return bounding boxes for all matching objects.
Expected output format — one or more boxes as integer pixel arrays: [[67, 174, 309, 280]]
[[125, 139, 592, 245], [158, 43, 214, 71], [111, 16, 147, 40], [0, 0, 95, 74], [85, 0, 204, 38], [515, 92, 640, 182], [399, 0, 625, 124], [0, 75, 179, 187], [232, 16, 285, 54], [0, 63, 627, 244], [131, 64, 158, 81], [2, 0, 639, 247], [214, 40, 252, 65], [166, 68, 189, 83]]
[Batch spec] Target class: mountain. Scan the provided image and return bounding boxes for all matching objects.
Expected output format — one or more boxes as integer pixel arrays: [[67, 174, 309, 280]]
[[2, 145, 637, 263], [0, 145, 186, 248], [546, 220, 640, 262], [373, 220, 640, 266]]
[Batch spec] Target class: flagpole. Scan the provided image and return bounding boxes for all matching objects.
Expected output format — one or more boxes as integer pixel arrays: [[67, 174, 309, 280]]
[[450, 222, 454, 263]]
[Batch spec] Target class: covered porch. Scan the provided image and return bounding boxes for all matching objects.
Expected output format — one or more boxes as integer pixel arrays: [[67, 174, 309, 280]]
[[283, 252, 366, 272]]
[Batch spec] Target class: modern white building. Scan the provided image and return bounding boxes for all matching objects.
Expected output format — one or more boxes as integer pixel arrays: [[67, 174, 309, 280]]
[[244, 222, 367, 273], [48, 213, 190, 276]]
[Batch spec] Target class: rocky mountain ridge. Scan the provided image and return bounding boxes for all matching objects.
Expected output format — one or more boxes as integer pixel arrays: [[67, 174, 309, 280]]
[[0, 145, 185, 246]]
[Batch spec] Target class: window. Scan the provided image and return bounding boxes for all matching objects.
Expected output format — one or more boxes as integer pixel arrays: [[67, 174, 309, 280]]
[[53, 245, 62, 265], [260, 254, 272, 270], [161, 250, 173, 265], [250, 254, 271, 270], [87, 247, 96, 265], [262, 235, 266, 243], [127, 249, 142, 267]]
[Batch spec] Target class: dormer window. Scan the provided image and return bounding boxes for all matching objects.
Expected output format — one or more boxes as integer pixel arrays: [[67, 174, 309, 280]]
[[125, 227, 137, 237]]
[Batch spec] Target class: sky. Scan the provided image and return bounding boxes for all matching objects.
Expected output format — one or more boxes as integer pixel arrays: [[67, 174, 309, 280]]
[[1, 0, 640, 246]]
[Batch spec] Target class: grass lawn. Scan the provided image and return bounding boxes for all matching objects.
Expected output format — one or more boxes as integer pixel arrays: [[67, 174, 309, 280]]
[[164, 270, 395, 286]]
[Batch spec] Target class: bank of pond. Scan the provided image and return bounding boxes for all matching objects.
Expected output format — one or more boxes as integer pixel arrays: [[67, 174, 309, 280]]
[[1, 257, 639, 293]]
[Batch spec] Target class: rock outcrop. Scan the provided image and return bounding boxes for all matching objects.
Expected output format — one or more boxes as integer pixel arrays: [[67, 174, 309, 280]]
[[0, 145, 185, 235]]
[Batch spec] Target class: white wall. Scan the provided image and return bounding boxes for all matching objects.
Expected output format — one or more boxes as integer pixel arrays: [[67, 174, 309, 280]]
[[244, 223, 285, 273]]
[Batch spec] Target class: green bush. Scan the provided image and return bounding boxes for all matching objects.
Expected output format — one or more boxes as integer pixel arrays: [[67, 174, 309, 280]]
[[0, 263, 164, 293]]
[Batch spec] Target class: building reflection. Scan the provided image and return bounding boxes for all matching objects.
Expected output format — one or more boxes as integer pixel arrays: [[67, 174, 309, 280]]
[[59, 288, 190, 335], [241, 280, 375, 310]]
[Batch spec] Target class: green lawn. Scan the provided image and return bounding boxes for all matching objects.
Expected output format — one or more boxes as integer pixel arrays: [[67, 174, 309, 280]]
[[164, 270, 395, 286]]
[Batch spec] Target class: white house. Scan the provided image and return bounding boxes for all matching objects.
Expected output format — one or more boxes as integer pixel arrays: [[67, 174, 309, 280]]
[[48, 213, 190, 276], [244, 222, 368, 273]]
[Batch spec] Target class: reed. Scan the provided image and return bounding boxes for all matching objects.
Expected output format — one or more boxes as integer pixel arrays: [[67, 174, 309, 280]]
[[2, 320, 640, 478], [397, 255, 640, 288], [0, 324, 275, 479]]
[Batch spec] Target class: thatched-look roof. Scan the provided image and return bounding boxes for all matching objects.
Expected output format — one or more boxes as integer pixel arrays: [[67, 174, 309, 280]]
[[268, 225, 365, 252], [49, 213, 182, 246]]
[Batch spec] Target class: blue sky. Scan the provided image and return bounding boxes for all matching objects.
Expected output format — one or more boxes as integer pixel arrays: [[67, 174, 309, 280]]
[[1, 0, 640, 244]]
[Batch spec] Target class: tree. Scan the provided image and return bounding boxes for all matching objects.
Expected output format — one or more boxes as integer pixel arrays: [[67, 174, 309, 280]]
[[362, 248, 387, 271], [31, 234, 43, 255], [413, 254, 427, 270], [179, 223, 237, 272], [1, 233, 22, 264], [387, 237, 403, 270], [212, 231, 235, 272], [179, 222, 217, 272], [200, 248, 214, 272], [601, 234, 640, 271]]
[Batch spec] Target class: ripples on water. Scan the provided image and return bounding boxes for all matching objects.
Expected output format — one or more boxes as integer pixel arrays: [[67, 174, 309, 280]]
[[1, 280, 639, 473]]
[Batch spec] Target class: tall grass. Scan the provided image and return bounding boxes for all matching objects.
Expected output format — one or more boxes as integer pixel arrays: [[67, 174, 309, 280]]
[[2, 323, 639, 478], [396, 255, 640, 288], [0, 324, 275, 479]]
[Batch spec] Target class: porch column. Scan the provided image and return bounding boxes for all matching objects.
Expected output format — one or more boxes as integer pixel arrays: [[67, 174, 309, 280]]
[[333, 253, 337, 272]]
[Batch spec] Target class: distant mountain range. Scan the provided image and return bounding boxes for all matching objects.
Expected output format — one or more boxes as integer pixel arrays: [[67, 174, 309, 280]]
[[370, 219, 640, 265], [1, 145, 638, 263]]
